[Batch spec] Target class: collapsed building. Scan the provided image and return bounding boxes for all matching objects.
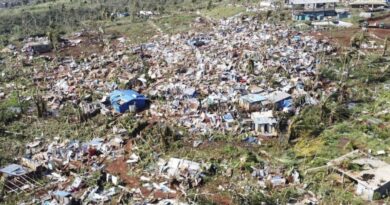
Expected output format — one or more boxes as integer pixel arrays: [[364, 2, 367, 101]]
[[0, 164, 44, 194], [22, 39, 52, 54], [328, 150, 390, 201]]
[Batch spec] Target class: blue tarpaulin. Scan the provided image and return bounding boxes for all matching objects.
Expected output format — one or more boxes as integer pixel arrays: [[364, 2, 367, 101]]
[[109, 90, 149, 113], [53, 190, 71, 197], [0, 164, 28, 176], [279, 98, 293, 109], [240, 94, 267, 104], [223, 113, 234, 122], [242, 137, 258, 144]]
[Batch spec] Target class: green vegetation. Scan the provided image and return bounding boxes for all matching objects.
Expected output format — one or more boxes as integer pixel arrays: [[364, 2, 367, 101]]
[[155, 13, 199, 34], [105, 19, 158, 44], [203, 5, 245, 19]]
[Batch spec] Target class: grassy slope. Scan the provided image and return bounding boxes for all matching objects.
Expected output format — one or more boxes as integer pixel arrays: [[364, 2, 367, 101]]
[[203, 5, 246, 20]]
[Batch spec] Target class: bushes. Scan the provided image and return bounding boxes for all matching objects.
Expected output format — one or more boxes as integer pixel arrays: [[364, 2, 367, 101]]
[[0, 92, 28, 125], [233, 191, 275, 205], [289, 106, 326, 141]]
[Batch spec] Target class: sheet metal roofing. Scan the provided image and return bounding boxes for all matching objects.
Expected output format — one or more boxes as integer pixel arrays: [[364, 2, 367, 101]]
[[240, 94, 267, 103], [0, 164, 28, 176]]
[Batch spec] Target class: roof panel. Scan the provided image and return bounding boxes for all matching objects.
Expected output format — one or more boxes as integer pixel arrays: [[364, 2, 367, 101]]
[[240, 94, 267, 103], [0, 164, 28, 176], [291, 0, 339, 4]]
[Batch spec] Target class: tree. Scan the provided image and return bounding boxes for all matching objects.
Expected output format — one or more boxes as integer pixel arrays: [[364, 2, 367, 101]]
[[47, 29, 59, 51], [340, 51, 354, 83], [207, 0, 213, 10], [266, 10, 272, 21], [247, 59, 255, 74], [383, 37, 389, 57], [33, 93, 47, 118], [350, 32, 367, 49]]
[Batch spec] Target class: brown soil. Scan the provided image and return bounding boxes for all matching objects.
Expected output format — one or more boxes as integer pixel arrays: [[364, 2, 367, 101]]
[[124, 139, 133, 153], [59, 41, 103, 59], [318, 28, 360, 47], [367, 28, 390, 39], [139, 187, 178, 200], [338, 137, 351, 149], [314, 27, 390, 48], [208, 194, 234, 205], [105, 157, 140, 188], [367, 13, 390, 24]]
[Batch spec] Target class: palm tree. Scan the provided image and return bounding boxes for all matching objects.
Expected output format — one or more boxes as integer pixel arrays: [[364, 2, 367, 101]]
[[383, 37, 388, 57], [340, 50, 355, 84], [247, 59, 255, 75], [350, 32, 367, 49]]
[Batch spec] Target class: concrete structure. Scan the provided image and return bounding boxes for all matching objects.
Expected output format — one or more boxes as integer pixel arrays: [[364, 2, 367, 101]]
[[349, 0, 389, 8], [22, 41, 52, 54], [290, 0, 340, 21], [251, 111, 278, 136], [328, 150, 390, 201]]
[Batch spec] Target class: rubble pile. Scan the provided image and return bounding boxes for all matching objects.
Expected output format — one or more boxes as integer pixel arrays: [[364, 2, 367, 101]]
[[143, 17, 335, 136], [29, 14, 336, 137], [2, 132, 207, 204], [0, 12, 341, 205]]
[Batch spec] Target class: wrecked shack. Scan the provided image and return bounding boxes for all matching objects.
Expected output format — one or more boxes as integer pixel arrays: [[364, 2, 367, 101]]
[[328, 150, 390, 201], [0, 164, 43, 194], [22, 41, 52, 54], [109, 90, 149, 113]]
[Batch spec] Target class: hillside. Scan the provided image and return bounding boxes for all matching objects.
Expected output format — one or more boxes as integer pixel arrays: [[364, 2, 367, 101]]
[[0, 0, 390, 204]]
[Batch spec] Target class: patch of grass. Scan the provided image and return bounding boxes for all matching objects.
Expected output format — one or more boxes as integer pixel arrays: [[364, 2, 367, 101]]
[[203, 5, 245, 20], [154, 13, 199, 35], [304, 170, 365, 204], [294, 137, 325, 158], [105, 20, 157, 44], [0, 91, 28, 124]]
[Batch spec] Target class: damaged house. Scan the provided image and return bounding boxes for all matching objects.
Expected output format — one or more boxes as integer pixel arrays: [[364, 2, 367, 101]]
[[328, 150, 390, 201], [109, 90, 150, 113], [0, 164, 43, 194], [251, 110, 278, 136], [22, 40, 52, 54], [239, 94, 267, 112], [265, 91, 293, 111]]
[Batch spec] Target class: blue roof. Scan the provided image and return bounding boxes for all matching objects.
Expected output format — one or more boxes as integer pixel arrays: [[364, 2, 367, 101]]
[[109, 90, 149, 113], [53, 190, 71, 197], [223, 113, 234, 122], [0, 164, 28, 176], [240, 94, 267, 104], [90, 138, 104, 146], [110, 90, 147, 104], [266, 91, 291, 103]]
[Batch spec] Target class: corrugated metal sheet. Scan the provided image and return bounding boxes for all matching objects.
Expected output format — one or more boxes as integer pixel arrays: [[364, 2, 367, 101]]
[[291, 0, 339, 4]]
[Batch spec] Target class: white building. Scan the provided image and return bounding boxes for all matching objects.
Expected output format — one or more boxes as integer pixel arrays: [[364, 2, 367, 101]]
[[251, 111, 277, 136]]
